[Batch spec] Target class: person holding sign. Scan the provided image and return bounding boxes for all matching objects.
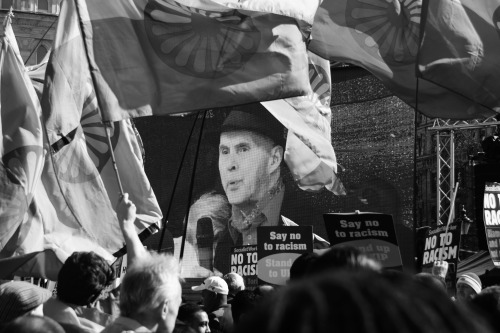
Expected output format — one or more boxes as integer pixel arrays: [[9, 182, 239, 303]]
[[214, 104, 328, 273]]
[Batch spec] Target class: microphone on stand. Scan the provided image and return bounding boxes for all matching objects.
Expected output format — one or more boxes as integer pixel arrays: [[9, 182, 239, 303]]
[[196, 217, 214, 271]]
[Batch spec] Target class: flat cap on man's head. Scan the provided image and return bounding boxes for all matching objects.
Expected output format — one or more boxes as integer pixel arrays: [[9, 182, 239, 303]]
[[0, 281, 52, 323], [221, 103, 285, 147]]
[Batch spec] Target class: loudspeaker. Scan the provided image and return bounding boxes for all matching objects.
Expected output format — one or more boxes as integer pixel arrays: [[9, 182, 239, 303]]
[[474, 163, 500, 250]]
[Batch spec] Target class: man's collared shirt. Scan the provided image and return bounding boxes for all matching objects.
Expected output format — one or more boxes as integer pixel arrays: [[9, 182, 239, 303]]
[[228, 187, 284, 245]]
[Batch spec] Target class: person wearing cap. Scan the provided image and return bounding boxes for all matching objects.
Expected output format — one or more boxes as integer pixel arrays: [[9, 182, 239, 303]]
[[456, 272, 482, 302], [213, 103, 329, 273], [191, 276, 233, 333], [0, 281, 51, 324]]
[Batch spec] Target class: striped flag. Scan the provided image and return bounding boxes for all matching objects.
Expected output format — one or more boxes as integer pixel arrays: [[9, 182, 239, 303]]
[[308, 0, 497, 120], [0, 2, 162, 279], [55, 0, 314, 122], [0, 14, 45, 260], [417, 0, 500, 115], [262, 52, 345, 194]]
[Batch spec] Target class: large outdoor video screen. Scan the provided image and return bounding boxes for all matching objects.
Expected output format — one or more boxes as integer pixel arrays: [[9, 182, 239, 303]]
[[134, 91, 415, 277]]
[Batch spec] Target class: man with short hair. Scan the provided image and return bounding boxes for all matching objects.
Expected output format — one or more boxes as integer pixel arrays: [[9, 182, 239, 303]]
[[191, 276, 233, 333], [217, 105, 285, 247], [214, 104, 329, 273], [177, 303, 211, 333], [102, 194, 183, 333], [222, 272, 245, 303], [43, 251, 115, 332]]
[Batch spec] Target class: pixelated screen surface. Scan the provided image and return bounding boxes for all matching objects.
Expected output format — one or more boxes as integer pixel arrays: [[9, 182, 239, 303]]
[[134, 69, 415, 276]]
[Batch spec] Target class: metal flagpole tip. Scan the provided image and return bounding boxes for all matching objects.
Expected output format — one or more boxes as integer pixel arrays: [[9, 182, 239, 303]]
[[2, 7, 14, 32]]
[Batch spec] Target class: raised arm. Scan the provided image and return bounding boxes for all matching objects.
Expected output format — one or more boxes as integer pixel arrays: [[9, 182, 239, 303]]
[[116, 193, 148, 266]]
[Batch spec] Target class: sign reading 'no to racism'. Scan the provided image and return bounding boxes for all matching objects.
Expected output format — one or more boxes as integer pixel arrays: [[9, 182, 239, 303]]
[[484, 182, 500, 267]]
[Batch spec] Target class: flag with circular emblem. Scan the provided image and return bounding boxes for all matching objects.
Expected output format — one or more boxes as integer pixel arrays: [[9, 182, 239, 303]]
[[68, 0, 314, 122], [417, 0, 500, 117], [0, 14, 45, 259], [309, 0, 497, 120]]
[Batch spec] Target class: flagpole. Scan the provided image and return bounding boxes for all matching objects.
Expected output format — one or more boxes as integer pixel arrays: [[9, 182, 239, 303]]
[[179, 110, 208, 265], [157, 114, 200, 252], [2, 7, 14, 34], [74, 0, 124, 197], [104, 121, 124, 194], [413, 77, 419, 271], [24, 18, 56, 65]]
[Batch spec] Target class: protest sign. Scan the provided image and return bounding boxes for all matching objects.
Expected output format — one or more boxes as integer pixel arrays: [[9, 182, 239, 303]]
[[421, 224, 461, 266], [421, 222, 461, 291], [230, 246, 258, 289], [484, 182, 500, 266], [257, 226, 313, 286], [324, 213, 402, 270]]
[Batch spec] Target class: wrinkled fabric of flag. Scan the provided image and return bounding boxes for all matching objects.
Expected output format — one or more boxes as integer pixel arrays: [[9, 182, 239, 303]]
[[2, 0, 163, 279], [262, 52, 346, 195], [0, 16, 45, 262], [309, 0, 497, 120], [72, 0, 314, 121], [417, 0, 500, 116]]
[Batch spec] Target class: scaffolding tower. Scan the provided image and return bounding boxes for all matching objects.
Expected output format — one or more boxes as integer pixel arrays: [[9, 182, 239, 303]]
[[428, 116, 500, 225]]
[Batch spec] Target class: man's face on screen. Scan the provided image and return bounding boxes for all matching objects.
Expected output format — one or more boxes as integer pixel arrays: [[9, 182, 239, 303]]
[[219, 130, 274, 210]]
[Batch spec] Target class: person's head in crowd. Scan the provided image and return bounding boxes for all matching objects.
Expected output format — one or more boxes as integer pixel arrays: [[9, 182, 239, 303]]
[[289, 252, 320, 282], [0, 315, 64, 333], [57, 251, 114, 306], [231, 290, 258, 325], [119, 252, 182, 333], [307, 246, 382, 276], [191, 276, 229, 312], [468, 285, 500, 332], [172, 323, 197, 333], [177, 303, 211, 333], [235, 269, 493, 333], [253, 285, 275, 299], [413, 272, 447, 295], [0, 281, 51, 324], [218, 104, 284, 213], [456, 272, 482, 302], [223, 272, 245, 299]]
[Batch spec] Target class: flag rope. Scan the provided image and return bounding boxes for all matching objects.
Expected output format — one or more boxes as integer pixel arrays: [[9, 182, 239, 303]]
[[179, 110, 208, 265], [157, 114, 201, 253]]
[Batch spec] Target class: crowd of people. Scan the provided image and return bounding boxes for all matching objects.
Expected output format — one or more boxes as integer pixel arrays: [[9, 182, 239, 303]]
[[1, 194, 499, 333]]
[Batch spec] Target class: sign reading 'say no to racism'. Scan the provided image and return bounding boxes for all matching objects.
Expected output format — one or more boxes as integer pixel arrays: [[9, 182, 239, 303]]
[[324, 213, 403, 270], [257, 226, 313, 286]]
